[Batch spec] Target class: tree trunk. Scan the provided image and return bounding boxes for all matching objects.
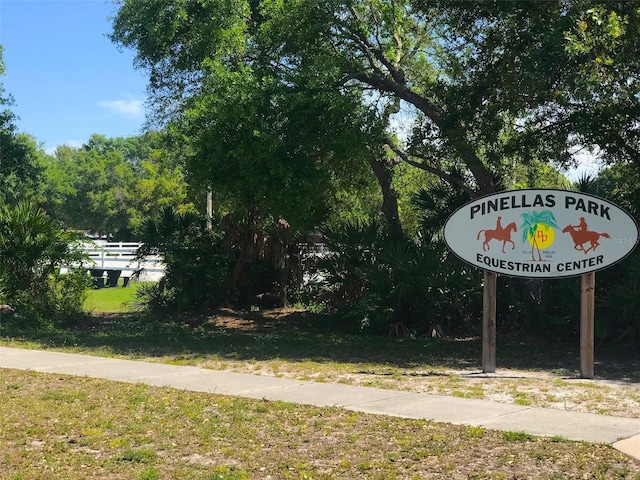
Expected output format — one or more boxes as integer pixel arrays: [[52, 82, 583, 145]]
[[277, 261, 289, 308], [223, 210, 263, 304], [369, 157, 403, 241], [226, 250, 248, 303]]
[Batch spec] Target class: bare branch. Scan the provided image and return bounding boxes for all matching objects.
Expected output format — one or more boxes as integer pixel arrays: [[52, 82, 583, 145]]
[[388, 145, 477, 198]]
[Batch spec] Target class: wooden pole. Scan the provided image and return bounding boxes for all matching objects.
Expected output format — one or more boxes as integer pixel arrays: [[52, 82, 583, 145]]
[[483, 271, 497, 373], [580, 272, 595, 379], [206, 187, 213, 231]]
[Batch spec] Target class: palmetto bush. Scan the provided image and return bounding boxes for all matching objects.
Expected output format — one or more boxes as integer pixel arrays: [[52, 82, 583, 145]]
[[135, 207, 235, 311], [135, 207, 305, 312], [590, 168, 640, 346], [317, 218, 481, 335], [316, 176, 483, 336], [598, 251, 640, 344], [0, 202, 90, 322]]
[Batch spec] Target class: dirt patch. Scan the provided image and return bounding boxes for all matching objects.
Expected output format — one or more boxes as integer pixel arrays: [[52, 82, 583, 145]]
[[191, 308, 640, 418]]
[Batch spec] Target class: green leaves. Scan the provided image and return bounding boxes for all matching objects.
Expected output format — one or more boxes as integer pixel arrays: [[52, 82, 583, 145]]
[[519, 210, 560, 244], [111, 0, 251, 119], [0, 202, 89, 320], [565, 5, 628, 56], [319, 216, 480, 333], [41, 132, 192, 238], [0, 49, 42, 204]]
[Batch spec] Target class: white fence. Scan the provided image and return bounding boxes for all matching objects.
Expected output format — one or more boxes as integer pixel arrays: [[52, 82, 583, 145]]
[[77, 240, 165, 284], [68, 240, 327, 286]]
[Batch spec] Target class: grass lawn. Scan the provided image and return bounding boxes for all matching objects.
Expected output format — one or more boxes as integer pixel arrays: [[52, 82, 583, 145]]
[[2, 307, 640, 478], [84, 281, 149, 313]]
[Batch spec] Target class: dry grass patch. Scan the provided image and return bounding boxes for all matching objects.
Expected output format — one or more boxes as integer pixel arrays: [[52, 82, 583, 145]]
[[1, 369, 640, 479]]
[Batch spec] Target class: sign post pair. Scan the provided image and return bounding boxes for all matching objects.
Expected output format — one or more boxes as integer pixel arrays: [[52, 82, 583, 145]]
[[444, 189, 639, 378]]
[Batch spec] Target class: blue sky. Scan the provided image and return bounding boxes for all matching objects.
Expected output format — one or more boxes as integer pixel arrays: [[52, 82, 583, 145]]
[[0, 0, 148, 152]]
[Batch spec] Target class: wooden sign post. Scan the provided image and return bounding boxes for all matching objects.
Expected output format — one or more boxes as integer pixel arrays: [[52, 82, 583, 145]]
[[482, 271, 497, 373], [580, 272, 595, 379]]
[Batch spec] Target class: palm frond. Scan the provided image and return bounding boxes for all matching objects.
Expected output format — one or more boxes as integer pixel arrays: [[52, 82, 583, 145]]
[[520, 212, 536, 242], [537, 210, 560, 230]]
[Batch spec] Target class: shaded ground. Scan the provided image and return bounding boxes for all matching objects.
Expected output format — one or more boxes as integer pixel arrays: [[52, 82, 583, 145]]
[[3, 308, 640, 478], [2, 307, 640, 418], [198, 308, 640, 418]]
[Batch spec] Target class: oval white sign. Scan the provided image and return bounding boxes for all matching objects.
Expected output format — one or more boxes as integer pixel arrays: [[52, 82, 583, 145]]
[[444, 189, 639, 278]]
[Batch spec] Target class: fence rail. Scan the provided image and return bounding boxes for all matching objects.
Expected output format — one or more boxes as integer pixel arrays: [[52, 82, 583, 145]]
[[66, 241, 165, 283]]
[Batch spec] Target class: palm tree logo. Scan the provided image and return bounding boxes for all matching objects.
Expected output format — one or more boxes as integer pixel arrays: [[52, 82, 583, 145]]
[[520, 210, 559, 261]]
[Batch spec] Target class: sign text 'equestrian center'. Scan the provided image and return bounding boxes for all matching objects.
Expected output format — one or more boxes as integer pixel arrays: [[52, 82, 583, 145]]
[[444, 189, 639, 278]]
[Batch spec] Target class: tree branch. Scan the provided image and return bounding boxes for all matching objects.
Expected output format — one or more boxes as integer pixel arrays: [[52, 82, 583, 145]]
[[387, 145, 477, 198], [355, 71, 494, 194]]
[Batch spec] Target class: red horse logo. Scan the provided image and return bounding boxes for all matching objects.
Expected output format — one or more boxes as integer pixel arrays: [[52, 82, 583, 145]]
[[477, 216, 518, 253], [562, 217, 610, 254]]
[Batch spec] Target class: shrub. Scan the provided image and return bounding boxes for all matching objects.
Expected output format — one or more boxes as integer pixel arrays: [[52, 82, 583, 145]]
[[136, 207, 307, 312], [135, 207, 235, 311], [598, 251, 640, 344], [316, 218, 481, 335], [0, 202, 90, 323]]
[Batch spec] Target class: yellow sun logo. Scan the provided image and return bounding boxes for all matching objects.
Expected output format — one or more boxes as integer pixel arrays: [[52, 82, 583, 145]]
[[526, 223, 555, 249]]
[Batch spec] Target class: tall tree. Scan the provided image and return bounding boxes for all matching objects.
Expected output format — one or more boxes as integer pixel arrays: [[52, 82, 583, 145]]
[[0, 46, 41, 203], [563, 3, 640, 166], [110, 0, 403, 236], [181, 64, 378, 228]]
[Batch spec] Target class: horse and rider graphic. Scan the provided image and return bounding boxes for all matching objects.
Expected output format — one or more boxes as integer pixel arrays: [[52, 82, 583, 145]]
[[562, 217, 610, 254], [477, 215, 610, 255], [476, 216, 518, 253]]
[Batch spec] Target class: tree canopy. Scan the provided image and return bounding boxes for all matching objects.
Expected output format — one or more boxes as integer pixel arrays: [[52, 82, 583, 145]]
[[40, 132, 193, 238], [112, 1, 387, 232], [111, 0, 640, 201]]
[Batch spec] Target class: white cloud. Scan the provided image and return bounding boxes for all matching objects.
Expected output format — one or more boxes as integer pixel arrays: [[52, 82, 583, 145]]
[[98, 99, 144, 118]]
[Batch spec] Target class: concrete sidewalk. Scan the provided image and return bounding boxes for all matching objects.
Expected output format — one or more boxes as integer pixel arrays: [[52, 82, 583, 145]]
[[1, 346, 639, 461]]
